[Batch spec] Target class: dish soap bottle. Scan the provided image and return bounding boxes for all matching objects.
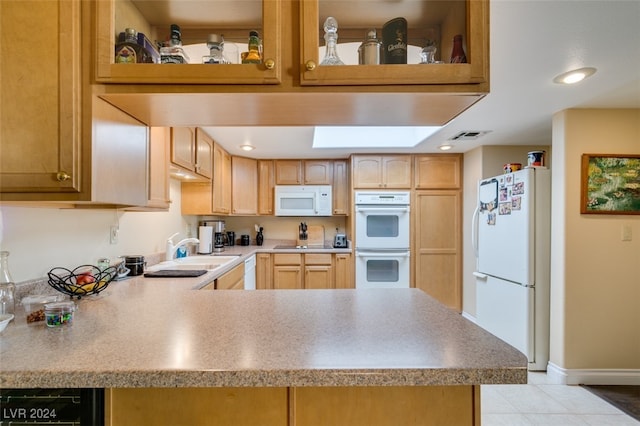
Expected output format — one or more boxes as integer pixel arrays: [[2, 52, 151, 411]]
[[0, 251, 16, 317], [256, 227, 264, 246]]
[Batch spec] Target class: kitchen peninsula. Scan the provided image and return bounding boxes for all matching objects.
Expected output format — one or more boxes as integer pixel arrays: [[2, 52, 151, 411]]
[[0, 253, 527, 426]]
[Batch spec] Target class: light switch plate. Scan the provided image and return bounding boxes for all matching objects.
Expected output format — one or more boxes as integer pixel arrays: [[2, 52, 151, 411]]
[[622, 225, 632, 241]]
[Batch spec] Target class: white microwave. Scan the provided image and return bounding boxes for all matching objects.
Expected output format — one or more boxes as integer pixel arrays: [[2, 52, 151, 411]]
[[274, 185, 332, 216]]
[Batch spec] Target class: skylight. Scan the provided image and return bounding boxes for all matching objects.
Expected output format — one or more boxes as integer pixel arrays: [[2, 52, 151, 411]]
[[312, 126, 442, 149]]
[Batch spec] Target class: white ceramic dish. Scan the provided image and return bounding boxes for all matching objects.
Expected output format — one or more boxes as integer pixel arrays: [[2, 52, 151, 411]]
[[0, 313, 14, 332]]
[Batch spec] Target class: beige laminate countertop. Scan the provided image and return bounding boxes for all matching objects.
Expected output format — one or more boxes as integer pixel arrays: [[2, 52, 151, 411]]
[[0, 242, 527, 389]]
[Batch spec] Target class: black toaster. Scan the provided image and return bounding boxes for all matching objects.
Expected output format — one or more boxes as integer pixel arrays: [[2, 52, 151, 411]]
[[333, 233, 347, 248]]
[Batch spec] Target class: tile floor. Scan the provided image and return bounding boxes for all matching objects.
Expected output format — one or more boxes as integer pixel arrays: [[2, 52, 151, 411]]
[[482, 372, 640, 425]]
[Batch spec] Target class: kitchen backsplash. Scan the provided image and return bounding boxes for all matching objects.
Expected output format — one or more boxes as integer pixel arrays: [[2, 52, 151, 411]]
[[0, 180, 195, 283], [0, 180, 349, 284]]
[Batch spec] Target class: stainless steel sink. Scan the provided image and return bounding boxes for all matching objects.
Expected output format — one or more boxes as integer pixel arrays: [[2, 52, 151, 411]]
[[146, 255, 241, 272]]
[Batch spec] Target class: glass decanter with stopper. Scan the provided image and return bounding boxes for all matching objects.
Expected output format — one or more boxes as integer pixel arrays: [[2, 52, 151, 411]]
[[0, 251, 16, 317], [320, 17, 344, 65]]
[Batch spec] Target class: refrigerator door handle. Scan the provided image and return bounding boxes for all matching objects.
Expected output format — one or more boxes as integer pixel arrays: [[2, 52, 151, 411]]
[[472, 206, 480, 258], [473, 271, 488, 280]]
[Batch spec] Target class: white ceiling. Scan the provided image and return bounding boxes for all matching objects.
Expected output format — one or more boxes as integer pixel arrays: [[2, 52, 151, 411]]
[[203, 0, 640, 159]]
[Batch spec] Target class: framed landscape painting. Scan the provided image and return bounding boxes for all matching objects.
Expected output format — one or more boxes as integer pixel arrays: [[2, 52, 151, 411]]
[[581, 154, 640, 215]]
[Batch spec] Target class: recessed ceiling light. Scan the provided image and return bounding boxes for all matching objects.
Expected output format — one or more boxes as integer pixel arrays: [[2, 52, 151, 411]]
[[553, 67, 597, 85], [439, 144, 453, 151], [240, 144, 255, 151]]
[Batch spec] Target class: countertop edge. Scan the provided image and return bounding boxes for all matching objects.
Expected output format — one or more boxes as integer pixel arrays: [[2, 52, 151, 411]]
[[0, 367, 527, 389]]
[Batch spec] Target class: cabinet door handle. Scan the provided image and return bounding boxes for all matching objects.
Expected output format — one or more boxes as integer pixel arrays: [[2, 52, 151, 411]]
[[264, 58, 275, 70], [305, 60, 317, 71], [56, 171, 71, 182]]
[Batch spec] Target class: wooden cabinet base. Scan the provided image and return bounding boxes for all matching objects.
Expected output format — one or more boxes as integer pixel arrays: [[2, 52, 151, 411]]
[[106, 385, 479, 426], [106, 388, 288, 426], [292, 386, 480, 426]]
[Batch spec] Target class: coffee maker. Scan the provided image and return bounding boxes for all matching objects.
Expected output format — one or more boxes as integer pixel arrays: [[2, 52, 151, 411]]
[[199, 220, 226, 254]]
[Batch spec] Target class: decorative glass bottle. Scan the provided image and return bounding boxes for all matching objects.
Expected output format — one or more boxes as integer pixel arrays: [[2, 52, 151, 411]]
[[202, 34, 228, 64], [320, 17, 344, 65], [450, 34, 467, 63], [115, 28, 154, 63], [160, 24, 190, 64], [242, 30, 263, 64], [0, 251, 16, 317]]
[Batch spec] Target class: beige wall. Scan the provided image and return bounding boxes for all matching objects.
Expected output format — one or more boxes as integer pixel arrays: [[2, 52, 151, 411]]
[[0, 180, 197, 283], [0, 179, 348, 283], [550, 109, 640, 374]]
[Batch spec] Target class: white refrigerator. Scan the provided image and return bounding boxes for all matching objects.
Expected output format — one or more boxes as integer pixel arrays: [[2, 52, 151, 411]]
[[473, 167, 551, 371]]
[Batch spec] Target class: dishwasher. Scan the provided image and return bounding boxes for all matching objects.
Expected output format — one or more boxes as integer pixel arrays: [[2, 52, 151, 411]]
[[244, 254, 256, 290]]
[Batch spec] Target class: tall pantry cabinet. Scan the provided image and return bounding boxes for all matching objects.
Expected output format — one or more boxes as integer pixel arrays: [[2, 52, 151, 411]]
[[413, 155, 463, 311]]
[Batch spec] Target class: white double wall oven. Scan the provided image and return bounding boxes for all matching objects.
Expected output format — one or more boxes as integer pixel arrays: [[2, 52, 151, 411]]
[[354, 191, 411, 289]]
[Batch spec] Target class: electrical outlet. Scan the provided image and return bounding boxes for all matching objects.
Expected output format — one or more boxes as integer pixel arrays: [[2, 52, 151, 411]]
[[622, 225, 632, 242], [110, 226, 119, 244]]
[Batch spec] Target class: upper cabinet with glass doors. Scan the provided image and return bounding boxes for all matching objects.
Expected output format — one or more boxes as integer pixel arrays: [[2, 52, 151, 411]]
[[95, 0, 282, 84], [299, 0, 488, 87]]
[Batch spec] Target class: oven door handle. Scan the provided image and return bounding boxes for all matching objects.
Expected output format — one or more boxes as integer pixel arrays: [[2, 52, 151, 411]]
[[356, 251, 411, 258], [356, 206, 409, 213]]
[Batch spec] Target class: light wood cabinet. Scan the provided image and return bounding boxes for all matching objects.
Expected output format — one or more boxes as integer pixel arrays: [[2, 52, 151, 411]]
[[95, 0, 282, 85], [258, 160, 275, 215], [256, 253, 272, 289], [170, 127, 212, 180], [332, 160, 349, 215], [334, 253, 353, 288], [216, 263, 245, 290], [107, 388, 288, 426], [352, 155, 412, 189], [275, 160, 302, 185], [275, 160, 334, 185], [304, 160, 333, 185], [0, 0, 81, 195], [413, 190, 462, 311], [0, 2, 148, 207], [213, 142, 232, 214], [146, 127, 171, 209], [93, 1, 489, 130], [304, 254, 334, 289], [270, 252, 348, 290], [126, 126, 170, 210], [231, 156, 258, 215], [299, 1, 488, 87], [181, 140, 231, 215], [272, 253, 303, 289], [107, 385, 479, 426], [292, 386, 479, 426], [415, 154, 462, 189]]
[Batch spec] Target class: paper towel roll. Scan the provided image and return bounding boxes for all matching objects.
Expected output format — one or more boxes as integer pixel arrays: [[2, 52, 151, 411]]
[[198, 226, 213, 254]]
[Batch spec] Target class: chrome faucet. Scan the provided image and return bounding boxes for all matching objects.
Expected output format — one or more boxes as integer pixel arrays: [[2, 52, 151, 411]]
[[165, 233, 200, 261]]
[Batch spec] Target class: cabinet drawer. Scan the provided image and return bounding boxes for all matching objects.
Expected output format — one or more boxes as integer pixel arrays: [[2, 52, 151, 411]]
[[304, 254, 332, 265], [273, 253, 302, 265], [216, 263, 244, 290]]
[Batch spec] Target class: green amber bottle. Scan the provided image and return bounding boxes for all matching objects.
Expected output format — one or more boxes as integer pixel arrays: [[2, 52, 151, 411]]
[[242, 30, 263, 64]]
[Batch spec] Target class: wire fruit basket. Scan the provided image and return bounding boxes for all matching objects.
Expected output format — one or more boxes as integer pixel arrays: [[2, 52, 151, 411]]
[[48, 265, 117, 299]]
